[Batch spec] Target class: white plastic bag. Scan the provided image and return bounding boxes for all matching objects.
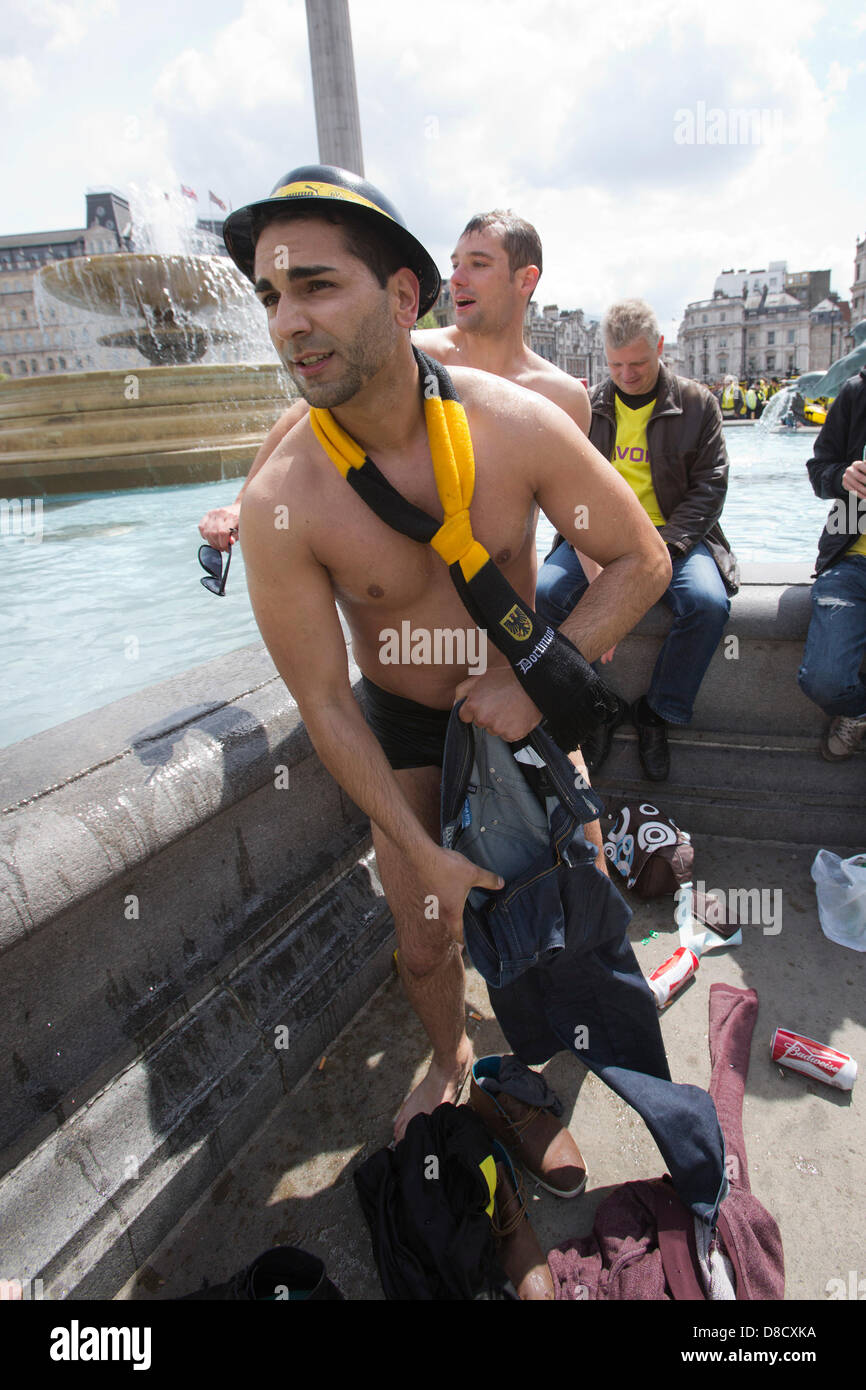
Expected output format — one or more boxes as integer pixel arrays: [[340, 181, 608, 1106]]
[[811, 849, 866, 951]]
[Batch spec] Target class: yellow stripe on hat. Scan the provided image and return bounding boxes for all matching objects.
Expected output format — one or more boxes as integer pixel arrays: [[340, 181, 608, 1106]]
[[269, 182, 395, 221]]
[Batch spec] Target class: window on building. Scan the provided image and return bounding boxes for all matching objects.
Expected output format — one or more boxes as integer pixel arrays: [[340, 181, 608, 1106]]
[[1, 361, 11, 375], [787, 330, 795, 343], [767, 331, 775, 345], [18, 359, 27, 373], [30, 358, 38, 372], [749, 334, 756, 346], [58, 357, 67, 369], [720, 313, 726, 322], [46, 357, 55, 371], [702, 314, 708, 323], [767, 355, 775, 370]]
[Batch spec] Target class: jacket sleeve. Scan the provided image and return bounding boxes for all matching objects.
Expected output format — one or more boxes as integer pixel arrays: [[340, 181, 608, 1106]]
[[658, 392, 729, 554], [806, 383, 853, 500]]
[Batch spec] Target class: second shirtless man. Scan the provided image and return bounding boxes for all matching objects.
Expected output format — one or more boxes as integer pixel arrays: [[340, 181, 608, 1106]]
[[222, 165, 671, 1139]]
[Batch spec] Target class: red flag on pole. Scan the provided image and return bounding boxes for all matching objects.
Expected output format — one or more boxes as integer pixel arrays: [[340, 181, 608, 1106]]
[[180, 185, 198, 201], [208, 190, 227, 211]]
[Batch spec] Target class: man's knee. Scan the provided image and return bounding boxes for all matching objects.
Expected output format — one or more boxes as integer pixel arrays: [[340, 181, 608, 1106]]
[[395, 918, 456, 981]]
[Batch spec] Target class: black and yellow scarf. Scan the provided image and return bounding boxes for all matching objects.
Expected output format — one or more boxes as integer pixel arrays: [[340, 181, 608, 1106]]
[[310, 348, 616, 751]]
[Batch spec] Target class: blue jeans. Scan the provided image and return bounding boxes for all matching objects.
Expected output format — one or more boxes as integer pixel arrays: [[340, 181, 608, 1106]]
[[797, 555, 866, 717], [536, 539, 731, 725]]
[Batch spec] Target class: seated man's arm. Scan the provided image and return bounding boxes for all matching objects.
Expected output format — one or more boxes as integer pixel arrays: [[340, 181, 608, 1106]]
[[198, 398, 309, 549], [806, 384, 860, 499], [241, 473, 503, 936], [658, 392, 729, 556]]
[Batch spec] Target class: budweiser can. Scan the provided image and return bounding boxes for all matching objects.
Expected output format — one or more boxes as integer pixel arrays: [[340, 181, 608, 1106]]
[[649, 947, 699, 1008], [771, 1028, 857, 1092]]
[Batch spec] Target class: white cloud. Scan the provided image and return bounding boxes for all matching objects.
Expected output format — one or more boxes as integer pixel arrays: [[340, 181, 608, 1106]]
[[0, 55, 39, 108]]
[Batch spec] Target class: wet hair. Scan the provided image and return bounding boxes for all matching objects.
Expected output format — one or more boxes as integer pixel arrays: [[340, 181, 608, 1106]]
[[250, 203, 407, 289], [459, 210, 543, 279], [602, 298, 660, 350]]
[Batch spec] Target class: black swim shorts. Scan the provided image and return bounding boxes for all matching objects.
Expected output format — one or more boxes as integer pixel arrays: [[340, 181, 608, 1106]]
[[360, 675, 452, 770]]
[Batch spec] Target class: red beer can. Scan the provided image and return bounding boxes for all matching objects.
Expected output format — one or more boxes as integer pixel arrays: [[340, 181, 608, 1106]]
[[771, 1028, 857, 1091], [648, 947, 699, 1008]]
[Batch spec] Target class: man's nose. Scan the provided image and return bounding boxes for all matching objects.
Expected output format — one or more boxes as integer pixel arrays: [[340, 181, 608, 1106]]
[[450, 261, 467, 288], [272, 293, 311, 340]]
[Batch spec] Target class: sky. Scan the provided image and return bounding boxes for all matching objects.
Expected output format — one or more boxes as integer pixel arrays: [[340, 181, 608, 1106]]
[[3, 0, 865, 340]]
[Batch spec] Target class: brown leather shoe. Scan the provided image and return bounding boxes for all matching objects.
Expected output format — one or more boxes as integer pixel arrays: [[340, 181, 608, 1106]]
[[491, 1148, 555, 1300], [468, 1056, 587, 1198]]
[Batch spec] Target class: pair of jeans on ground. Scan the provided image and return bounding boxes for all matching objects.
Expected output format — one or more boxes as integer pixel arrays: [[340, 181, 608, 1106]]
[[440, 702, 727, 1226], [797, 554, 866, 717], [535, 539, 731, 725]]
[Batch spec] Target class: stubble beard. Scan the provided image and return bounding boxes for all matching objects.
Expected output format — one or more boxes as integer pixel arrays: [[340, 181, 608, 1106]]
[[282, 296, 397, 409]]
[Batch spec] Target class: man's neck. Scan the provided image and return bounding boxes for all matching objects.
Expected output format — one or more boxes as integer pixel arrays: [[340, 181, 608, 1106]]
[[449, 319, 530, 378], [328, 339, 426, 458]]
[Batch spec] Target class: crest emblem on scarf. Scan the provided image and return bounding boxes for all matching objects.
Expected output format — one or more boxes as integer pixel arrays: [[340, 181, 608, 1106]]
[[500, 604, 532, 640]]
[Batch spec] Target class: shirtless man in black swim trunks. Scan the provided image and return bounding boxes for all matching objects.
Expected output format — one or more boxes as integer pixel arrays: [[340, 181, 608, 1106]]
[[226, 168, 670, 1140], [202, 208, 611, 866]]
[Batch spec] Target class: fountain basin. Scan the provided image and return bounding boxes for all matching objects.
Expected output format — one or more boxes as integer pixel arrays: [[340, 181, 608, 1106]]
[[0, 362, 294, 496]]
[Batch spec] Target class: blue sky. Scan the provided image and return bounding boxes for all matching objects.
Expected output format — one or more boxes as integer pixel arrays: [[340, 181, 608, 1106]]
[[3, 0, 865, 338]]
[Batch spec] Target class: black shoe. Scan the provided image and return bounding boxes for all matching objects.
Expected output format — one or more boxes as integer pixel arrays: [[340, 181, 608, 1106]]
[[580, 694, 629, 774], [178, 1246, 344, 1300], [630, 698, 670, 781]]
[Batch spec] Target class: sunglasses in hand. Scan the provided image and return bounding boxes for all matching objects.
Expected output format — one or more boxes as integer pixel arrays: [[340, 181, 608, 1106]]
[[198, 543, 232, 596]]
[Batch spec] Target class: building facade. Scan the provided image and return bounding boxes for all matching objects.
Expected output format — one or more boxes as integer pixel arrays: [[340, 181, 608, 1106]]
[[525, 302, 605, 385], [678, 259, 848, 384]]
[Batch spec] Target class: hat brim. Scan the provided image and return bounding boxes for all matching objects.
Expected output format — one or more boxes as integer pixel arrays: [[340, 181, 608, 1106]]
[[223, 191, 441, 320]]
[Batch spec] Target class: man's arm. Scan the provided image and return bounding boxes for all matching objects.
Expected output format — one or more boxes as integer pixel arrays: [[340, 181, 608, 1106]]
[[456, 391, 670, 739], [241, 463, 502, 937], [806, 383, 859, 500], [657, 392, 729, 556], [197, 398, 309, 550]]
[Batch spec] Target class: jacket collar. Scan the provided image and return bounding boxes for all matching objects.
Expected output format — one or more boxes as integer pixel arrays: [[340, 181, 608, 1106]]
[[594, 360, 683, 423]]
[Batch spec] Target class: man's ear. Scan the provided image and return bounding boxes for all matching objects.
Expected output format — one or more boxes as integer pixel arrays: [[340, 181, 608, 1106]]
[[517, 264, 540, 300], [391, 267, 421, 327]]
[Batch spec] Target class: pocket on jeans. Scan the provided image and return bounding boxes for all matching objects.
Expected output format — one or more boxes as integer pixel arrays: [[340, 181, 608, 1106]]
[[465, 856, 565, 989]]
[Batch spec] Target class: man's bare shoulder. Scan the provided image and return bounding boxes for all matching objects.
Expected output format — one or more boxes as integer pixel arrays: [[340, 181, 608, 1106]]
[[452, 364, 580, 443], [516, 352, 591, 430], [242, 414, 319, 519], [411, 324, 461, 363]]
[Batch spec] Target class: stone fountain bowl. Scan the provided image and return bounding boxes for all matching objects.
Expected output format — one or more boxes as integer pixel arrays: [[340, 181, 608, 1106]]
[[36, 252, 253, 320]]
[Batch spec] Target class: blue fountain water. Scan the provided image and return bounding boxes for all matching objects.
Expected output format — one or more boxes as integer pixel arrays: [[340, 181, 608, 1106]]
[[2, 427, 831, 749]]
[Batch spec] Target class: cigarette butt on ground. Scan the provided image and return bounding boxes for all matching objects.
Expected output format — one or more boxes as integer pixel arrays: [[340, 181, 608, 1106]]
[[317, 1056, 327, 1071], [468, 1010, 483, 1022]]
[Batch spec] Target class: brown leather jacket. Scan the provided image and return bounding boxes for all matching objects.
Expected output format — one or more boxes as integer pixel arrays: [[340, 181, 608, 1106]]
[[589, 362, 739, 594]]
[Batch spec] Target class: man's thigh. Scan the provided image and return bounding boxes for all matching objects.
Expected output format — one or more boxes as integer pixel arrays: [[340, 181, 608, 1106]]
[[370, 765, 450, 974], [663, 541, 730, 622], [802, 559, 866, 687]]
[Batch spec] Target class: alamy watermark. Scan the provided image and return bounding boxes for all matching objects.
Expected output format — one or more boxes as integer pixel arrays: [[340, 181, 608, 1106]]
[[675, 879, 782, 935], [379, 621, 487, 675], [674, 102, 783, 146]]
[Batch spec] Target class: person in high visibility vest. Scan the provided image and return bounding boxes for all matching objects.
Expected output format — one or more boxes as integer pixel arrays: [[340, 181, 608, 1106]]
[[745, 384, 758, 418]]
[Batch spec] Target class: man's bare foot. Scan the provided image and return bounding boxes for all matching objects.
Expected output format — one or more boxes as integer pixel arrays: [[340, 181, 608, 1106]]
[[393, 1041, 474, 1143]]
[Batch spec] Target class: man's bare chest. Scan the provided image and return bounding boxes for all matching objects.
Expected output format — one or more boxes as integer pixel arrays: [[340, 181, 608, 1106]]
[[304, 454, 536, 611]]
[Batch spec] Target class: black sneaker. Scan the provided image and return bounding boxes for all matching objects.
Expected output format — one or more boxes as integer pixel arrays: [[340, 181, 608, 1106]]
[[178, 1246, 344, 1300], [630, 698, 670, 781], [580, 694, 629, 774]]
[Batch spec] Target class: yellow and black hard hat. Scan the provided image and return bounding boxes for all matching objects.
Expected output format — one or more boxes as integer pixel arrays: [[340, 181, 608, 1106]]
[[223, 163, 441, 317]]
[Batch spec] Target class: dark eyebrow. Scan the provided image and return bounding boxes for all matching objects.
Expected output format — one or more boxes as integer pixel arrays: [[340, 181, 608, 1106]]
[[254, 265, 337, 294]]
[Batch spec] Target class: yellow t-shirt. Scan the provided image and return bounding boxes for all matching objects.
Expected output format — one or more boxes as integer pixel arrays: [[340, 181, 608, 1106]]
[[612, 394, 666, 525], [846, 533, 866, 558]]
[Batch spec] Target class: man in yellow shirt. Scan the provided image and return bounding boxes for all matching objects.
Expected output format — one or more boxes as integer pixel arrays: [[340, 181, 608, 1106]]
[[536, 299, 738, 780]]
